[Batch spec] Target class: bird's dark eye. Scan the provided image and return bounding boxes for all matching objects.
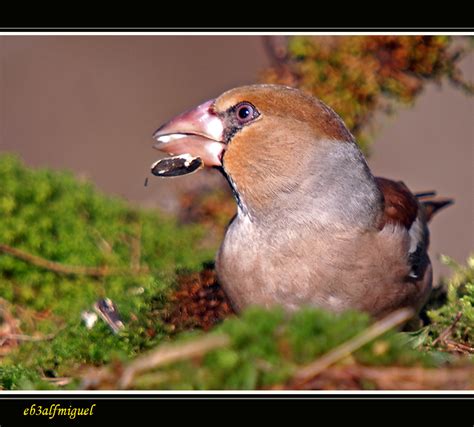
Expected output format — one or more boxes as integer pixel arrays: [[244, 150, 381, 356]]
[[235, 102, 257, 124]]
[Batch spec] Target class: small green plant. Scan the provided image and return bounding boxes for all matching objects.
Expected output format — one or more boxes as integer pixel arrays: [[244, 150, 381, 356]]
[[427, 255, 474, 348]]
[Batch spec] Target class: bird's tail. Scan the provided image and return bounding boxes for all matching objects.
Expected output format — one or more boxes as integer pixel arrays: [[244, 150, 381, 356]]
[[415, 191, 454, 222]]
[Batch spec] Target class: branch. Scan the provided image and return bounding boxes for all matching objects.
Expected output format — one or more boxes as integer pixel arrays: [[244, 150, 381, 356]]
[[42, 377, 72, 387], [0, 333, 56, 343], [0, 243, 149, 277], [432, 311, 462, 345], [118, 333, 230, 389], [291, 307, 415, 387], [444, 340, 474, 354]]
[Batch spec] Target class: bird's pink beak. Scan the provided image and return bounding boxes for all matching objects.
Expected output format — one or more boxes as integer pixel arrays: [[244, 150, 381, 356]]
[[153, 99, 226, 167]]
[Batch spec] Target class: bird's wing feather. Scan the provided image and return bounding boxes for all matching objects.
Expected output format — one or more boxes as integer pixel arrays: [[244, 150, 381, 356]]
[[375, 177, 419, 230], [375, 177, 429, 279]]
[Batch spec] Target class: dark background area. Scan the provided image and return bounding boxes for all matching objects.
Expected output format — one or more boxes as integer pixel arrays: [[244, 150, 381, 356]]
[[0, 35, 472, 280]]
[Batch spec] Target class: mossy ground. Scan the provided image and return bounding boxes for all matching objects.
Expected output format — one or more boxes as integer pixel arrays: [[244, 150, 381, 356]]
[[0, 154, 472, 390], [0, 154, 213, 389]]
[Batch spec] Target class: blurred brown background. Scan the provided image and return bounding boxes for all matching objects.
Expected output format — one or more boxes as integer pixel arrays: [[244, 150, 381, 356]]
[[0, 36, 472, 280]]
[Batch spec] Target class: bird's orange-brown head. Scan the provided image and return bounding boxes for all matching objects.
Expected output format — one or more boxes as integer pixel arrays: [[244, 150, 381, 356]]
[[154, 84, 364, 217]]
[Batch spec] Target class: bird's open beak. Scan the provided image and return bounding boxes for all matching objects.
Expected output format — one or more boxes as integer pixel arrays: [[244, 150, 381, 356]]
[[153, 99, 226, 167]]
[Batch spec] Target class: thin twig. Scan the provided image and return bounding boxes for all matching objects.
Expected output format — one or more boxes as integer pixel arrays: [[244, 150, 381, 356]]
[[445, 340, 474, 354], [432, 312, 463, 346], [291, 308, 415, 387], [42, 377, 72, 386], [0, 243, 149, 277], [118, 333, 230, 389], [0, 333, 56, 342]]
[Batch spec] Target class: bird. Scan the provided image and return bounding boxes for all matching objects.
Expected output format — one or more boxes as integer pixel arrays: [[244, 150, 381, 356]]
[[152, 84, 453, 318]]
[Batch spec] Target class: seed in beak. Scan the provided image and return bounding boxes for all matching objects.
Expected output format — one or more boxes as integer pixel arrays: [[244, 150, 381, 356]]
[[151, 154, 204, 178]]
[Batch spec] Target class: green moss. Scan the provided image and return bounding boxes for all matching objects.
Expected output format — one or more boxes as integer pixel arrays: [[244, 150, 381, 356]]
[[0, 153, 213, 388], [427, 255, 474, 346], [263, 36, 473, 154], [132, 307, 436, 390], [0, 365, 52, 390]]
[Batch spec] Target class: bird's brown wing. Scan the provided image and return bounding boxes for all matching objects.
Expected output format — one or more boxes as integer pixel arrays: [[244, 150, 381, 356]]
[[375, 177, 453, 280], [375, 177, 454, 228], [375, 177, 419, 230], [376, 177, 427, 279]]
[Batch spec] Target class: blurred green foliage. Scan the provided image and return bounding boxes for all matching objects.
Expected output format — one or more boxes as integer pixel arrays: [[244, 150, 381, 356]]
[[263, 36, 473, 153], [132, 307, 436, 390], [0, 365, 50, 390], [427, 255, 474, 346], [0, 153, 213, 386]]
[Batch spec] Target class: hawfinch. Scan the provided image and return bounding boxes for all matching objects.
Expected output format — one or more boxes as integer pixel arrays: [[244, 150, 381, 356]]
[[152, 84, 452, 318]]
